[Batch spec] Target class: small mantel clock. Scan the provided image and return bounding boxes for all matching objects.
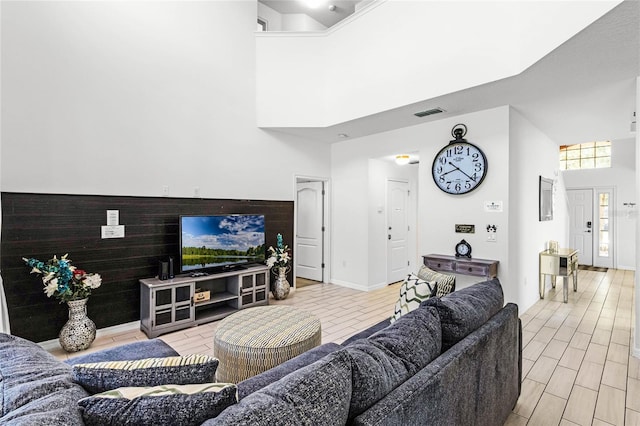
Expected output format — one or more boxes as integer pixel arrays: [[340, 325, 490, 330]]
[[432, 124, 488, 195]]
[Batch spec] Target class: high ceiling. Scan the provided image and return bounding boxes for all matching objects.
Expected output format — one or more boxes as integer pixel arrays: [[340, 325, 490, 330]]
[[264, 0, 639, 146], [259, 0, 359, 28]]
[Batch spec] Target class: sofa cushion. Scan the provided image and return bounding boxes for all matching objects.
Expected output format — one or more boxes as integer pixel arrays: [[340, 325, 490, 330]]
[[65, 339, 178, 366], [417, 265, 456, 297], [341, 318, 390, 346], [391, 273, 436, 323], [71, 354, 218, 394], [344, 306, 441, 420], [422, 278, 504, 351], [208, 350, 352, 426], [0, 333, 88, 424], [78, 383, 237, 426], [237, 342, 341, 400]]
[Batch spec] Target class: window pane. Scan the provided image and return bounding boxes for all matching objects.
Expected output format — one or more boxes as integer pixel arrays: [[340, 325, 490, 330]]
[[581, 158, 595, 168], [595, 157, 611, 168], [566, 159, 580, 170], [581, 147, 595, 158], [559, 141, 611, 170], [567, 149, 581, 160]]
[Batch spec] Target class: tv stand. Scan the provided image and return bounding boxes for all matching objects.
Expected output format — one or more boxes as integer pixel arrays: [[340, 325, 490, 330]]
[[139, 264, 270, 338]]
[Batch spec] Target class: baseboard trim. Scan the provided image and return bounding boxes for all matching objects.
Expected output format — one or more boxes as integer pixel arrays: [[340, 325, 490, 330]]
[[331, 279, 388, 292], [37, 320, 141, 351]]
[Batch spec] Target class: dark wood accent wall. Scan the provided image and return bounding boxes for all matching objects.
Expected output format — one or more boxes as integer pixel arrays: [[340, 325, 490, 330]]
[[1, 192, 294, 342]]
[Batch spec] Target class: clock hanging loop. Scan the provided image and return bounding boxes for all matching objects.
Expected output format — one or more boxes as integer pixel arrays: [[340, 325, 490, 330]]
[[450, 124, 467, 143]]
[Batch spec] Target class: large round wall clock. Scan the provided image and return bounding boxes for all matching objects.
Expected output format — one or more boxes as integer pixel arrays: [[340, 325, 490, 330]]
[[432, 124, 488, 195]]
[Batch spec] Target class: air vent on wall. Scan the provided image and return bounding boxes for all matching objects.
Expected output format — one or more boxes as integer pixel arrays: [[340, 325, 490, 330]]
[[414, 107, 445, 118]]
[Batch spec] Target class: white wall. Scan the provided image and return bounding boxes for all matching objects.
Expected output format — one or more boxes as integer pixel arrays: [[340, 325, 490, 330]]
[[282, 14, 326, 32], [256, 1, 620, 128], [419, 107, 512, 300], [509, 108, 570, 312], [562, 138, 636, 270], [1, 1, 330, 201], [331, 106, 515, 297], [330, 105, 573, 311]]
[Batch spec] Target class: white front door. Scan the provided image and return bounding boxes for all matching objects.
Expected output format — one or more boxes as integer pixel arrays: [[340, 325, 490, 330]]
[[568, 189, 594, 266], [296, 181, 324, 282], [594, 188, 614, 268], [387, 180, 409, 284]]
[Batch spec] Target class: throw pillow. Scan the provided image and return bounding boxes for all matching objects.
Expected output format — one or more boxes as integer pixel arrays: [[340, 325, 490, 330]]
[[417, 265, 456, 297], [72, 354, 219, 394], [422, 278, 504, 351], [344, 306, 441, 420], [78, 383, 237, 426], [390, 273, 437, 323], [207, 350, 353, 426]]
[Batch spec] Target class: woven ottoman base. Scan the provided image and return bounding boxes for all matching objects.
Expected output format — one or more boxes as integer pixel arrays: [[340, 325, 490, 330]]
[[213, 306, 321, 383]]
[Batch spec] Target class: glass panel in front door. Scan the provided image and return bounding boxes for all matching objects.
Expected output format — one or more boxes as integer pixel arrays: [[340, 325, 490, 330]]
[[598, 193, 609, 257]]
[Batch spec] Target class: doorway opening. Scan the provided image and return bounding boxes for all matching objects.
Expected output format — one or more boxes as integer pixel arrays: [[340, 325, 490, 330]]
[[294, 176, 330, 289], [567, 187, 615, 268]]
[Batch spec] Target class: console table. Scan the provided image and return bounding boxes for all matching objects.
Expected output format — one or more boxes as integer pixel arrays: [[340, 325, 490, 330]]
[[539, 248, 578, 303], [422, 254, 499, 279]]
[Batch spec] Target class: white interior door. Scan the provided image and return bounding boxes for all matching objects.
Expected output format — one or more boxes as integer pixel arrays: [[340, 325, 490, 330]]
[[568, 189, 594, 266], [296, 181, 324, 282], [387, 180, 409, 284], [594, 188, 614, 268]]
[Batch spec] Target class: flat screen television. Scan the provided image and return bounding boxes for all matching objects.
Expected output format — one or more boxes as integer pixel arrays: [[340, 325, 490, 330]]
[[179, 214, 266, 274]]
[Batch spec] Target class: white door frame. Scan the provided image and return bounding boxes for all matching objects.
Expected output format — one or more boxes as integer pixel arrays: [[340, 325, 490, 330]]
[[294, 175, 331, 286], [567, 186, 616, 269]]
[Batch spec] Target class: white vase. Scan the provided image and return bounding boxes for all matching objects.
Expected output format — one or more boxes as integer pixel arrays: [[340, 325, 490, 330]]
[[59, 298, 96, 352], [272, 268, 290, 300]]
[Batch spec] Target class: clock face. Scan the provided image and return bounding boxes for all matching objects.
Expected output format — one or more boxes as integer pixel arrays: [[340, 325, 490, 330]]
[[432, 142, 488, 195], [456, 240, 472, 258]]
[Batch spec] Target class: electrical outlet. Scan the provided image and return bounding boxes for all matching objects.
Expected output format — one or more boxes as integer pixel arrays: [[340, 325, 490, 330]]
[[487, 233, 497, 242], [194, 187, 201, 198], [162, 186, 169, 197]]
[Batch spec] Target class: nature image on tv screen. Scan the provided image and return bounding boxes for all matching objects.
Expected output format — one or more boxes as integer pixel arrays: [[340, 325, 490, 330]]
[[181, 215, 265, 271]]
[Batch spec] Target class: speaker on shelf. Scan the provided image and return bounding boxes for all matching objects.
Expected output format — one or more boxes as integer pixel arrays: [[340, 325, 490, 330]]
[[158, 261, 169, 281], [168, 257, 175, 279]]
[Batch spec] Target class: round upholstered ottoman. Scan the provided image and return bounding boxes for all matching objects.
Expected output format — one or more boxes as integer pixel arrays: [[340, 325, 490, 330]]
[[213, 305, 321, 383]]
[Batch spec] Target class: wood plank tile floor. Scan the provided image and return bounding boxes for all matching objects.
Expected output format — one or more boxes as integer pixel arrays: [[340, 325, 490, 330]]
[[51, 270, 638, 426]]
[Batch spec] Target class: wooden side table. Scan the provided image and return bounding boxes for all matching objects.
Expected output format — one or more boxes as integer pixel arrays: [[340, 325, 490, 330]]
[[539, 248, 579, 303], [422, 254, 498, 280]]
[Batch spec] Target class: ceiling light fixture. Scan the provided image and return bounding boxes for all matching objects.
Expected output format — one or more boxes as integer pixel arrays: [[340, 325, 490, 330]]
[[395, 155, 411, 166]]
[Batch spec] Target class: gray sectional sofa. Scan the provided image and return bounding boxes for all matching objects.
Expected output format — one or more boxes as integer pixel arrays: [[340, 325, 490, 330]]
[[0, 278, 521, 425]]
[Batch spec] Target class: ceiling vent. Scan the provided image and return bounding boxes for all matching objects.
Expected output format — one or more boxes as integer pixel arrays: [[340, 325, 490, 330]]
[[414, 107, 445, 118]]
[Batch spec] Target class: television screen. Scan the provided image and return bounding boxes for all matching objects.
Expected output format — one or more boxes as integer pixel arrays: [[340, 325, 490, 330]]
[[180, 214, 266, 273]]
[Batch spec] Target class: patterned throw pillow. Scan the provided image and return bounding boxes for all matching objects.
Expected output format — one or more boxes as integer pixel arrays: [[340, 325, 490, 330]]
[[391, 274, 436, 323], [78, 383, 237, 426], [417, 265, 456, 297], [72, 354, 219, 394]]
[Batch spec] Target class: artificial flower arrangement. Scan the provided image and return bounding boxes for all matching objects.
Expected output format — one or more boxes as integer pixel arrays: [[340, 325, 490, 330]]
[[23, 254, 102, 303], [266, 233, 291, 272]]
